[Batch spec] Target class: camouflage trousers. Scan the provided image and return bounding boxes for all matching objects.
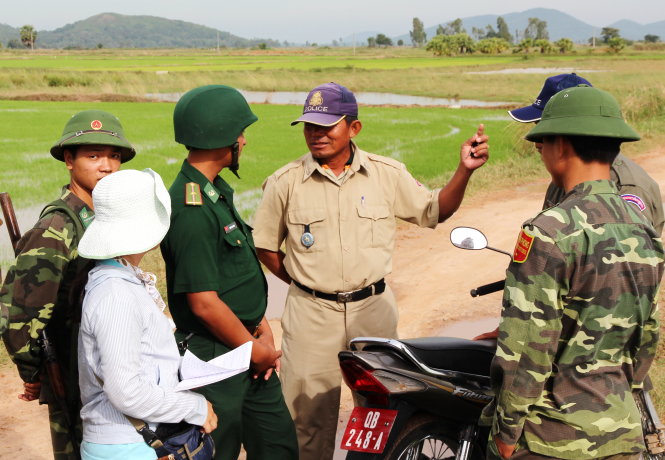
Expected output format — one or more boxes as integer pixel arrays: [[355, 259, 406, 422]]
[[40, 373, 82, 460], [46, 401, 82, 460], [487, 436, 641, 460]]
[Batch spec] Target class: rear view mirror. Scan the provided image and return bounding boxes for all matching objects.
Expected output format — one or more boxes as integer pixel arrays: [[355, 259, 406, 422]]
[[450, 227, 488, 250]]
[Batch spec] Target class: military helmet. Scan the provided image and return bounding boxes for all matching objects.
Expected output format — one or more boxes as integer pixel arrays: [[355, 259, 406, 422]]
[[525, 85, 640, 142], [50, 110, 136, 162], [173, 85, 258, 150]]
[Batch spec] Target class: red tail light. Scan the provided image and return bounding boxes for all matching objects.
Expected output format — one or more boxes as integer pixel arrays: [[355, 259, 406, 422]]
[[340, 359, 390, 394]]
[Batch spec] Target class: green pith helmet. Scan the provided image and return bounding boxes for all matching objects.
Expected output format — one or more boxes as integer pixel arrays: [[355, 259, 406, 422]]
[[173, 85, 258, 150], [526, 85, 640, 142], [50, 110, 136, 162]]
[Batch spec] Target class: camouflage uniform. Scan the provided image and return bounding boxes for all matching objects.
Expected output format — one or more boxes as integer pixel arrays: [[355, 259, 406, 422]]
[[483, 180, 664, 459], [543, 153, 665, 234], [1, 187, 94, 460]]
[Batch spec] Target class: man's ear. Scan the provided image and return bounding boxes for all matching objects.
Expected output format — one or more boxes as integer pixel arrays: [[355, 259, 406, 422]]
[[349, 120, 362, 138], [63, 149, 75, 171]]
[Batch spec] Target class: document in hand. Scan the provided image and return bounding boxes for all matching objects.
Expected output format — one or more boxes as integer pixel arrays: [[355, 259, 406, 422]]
[[176, 341, 253, 391]]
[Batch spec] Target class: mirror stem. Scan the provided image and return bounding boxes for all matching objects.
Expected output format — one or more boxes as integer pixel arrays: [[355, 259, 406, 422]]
[[487, 246, 512, 257]]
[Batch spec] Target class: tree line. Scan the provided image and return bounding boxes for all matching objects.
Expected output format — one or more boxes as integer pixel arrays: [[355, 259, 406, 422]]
[[378, 17, 661, 56]]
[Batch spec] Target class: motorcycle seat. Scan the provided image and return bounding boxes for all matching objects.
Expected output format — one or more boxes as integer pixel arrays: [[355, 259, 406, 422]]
[[399, 337, 496, 377]]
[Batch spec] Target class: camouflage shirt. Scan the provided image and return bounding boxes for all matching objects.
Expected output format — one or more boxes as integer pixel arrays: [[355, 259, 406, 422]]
[[543, 153, 665, 234], [484, 180, 664, 458], [1, 187, 93, 387]]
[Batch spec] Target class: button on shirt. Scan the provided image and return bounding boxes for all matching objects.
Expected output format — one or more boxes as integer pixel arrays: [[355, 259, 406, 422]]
[[252, 144, 440, 293], [161, 160, 267, 338]]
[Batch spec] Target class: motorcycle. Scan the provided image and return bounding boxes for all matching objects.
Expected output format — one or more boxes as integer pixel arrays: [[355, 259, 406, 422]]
[[338, 227, 665, 460]]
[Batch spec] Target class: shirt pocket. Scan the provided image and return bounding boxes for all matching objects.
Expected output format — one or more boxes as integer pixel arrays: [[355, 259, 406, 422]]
[[219, 228, 254, 279], [287, 207, 326, 253], [356, 204, 393, 248]]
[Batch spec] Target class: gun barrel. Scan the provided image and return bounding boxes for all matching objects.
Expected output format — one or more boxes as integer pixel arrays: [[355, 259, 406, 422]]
[[0, 192, 21, 252]]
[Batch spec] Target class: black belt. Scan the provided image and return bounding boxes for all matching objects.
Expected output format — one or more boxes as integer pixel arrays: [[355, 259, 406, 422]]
[[293, 279, 386, 303]]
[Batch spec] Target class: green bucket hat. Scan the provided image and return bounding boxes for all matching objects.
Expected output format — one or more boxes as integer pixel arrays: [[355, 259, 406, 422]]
[[174, 85, 258, 150], [50, 110, 136, 162], [525, 85, 640, 143]]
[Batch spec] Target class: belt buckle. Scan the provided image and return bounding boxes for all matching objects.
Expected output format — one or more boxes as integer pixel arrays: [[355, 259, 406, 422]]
[[337, 291, 354, 303]]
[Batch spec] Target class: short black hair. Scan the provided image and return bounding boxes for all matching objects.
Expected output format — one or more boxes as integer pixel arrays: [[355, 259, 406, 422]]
[[345, 116, 358, 124], [544, 135, 621, 164], [62, 146, 79, 158]]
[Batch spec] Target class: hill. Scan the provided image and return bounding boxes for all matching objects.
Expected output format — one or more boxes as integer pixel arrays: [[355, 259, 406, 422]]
[[35, 13, 280, 49], [390, 8, 665, 44], [609, 19, 665, 41], [0, 23, 19, 45]]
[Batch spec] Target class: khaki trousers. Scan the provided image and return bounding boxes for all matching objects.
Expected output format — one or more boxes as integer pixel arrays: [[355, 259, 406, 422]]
[[280, 283, 399, 460]]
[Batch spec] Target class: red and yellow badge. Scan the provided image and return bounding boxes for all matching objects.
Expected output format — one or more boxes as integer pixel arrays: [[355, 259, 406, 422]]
[[90, 120, 103, 130], [512, 228, 534, 263]]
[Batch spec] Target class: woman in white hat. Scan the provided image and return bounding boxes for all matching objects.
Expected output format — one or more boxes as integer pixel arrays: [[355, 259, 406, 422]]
[[77, 169, 217, 459]]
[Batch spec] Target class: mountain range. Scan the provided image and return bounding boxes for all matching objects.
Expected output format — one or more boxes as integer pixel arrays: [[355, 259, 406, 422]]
[[1, 9, 664, 49]]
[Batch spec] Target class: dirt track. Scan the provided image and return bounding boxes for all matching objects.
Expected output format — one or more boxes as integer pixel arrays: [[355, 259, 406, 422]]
[[2, 150, 664, 459]]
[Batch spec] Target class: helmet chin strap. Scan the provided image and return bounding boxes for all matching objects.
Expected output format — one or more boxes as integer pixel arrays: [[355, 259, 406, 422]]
[[230, 142, 241, 179]]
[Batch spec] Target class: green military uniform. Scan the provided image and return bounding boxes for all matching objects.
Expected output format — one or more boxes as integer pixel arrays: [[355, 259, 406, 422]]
[[543, 153, 665, 234], [1, 187, 94, 459], [483, 180, 664, 459], [160, 159, 298, 460]]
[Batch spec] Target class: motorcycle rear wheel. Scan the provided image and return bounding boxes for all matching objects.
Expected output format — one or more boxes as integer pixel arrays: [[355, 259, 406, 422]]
[[382, 414, 481, 460]]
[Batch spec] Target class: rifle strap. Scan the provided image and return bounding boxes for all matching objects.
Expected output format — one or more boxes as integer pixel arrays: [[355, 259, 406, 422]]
[[93, 375, 164, 449], [40, 199, 85, 241]]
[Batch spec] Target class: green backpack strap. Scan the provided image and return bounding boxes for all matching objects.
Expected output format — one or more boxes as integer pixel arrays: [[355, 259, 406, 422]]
[[39, 199, 85, 241]]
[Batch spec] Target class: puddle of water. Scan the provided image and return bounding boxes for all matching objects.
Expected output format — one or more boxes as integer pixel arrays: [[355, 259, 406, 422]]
[[146, 90, 516, 108], [467, 67, 603, 75]]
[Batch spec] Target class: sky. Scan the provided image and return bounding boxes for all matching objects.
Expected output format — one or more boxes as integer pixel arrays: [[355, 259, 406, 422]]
[[3, 0, 665, 44]]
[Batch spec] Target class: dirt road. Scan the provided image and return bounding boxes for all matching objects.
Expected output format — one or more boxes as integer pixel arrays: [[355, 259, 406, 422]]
[[2, 150, 663, 459]]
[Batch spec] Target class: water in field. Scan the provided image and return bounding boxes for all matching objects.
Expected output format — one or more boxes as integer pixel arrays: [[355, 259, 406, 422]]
[[147, 90, 515, 108], [467, 67, 603, 75]]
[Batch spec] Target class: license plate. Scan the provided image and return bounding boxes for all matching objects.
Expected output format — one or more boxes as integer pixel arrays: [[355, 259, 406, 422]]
[[340, 407, 398, 453]]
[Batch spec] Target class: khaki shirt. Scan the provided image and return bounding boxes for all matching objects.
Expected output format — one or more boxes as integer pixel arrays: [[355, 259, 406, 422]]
[[252, 145, 439, 293], [543, 153, 665, 234]]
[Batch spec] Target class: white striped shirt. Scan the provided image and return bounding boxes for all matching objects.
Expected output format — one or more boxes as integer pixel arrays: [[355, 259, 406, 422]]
[[78, 260, 207, 444]]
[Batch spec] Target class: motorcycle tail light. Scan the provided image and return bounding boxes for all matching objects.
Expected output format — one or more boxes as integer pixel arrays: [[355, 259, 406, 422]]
[[372, 370, 427, 393], [340, 359, 390, 395]]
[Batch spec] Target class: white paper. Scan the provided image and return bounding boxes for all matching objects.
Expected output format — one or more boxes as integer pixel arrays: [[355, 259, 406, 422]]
[[175, 341, 252, 391]]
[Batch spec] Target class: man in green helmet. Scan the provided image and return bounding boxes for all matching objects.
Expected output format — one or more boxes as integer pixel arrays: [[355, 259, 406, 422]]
[[1, 109, 135, 460], [160, 85, 298, 460], [482, 85, 664, 459]]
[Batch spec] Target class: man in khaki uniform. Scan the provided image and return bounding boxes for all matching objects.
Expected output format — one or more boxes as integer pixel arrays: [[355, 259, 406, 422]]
[[252, 82, 489, 460], [509, 73, 664, 234]]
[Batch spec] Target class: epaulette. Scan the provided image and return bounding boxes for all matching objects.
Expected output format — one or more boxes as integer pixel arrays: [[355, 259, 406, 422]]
[[272, 156, 307, 179], [184, 182, 203, 206], [364, 152, 404, 170]]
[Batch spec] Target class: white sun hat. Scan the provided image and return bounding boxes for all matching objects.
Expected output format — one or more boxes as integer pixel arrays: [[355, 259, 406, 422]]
[[78, 169, 171, 259]]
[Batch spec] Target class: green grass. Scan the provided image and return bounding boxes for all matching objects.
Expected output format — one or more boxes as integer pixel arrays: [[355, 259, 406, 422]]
[[0, 100, 518, 215], [2, 48, 665, 104]]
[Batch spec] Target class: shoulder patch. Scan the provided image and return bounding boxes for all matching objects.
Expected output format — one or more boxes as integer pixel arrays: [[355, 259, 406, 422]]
[[512, 228, 534, 263], [185, 182, 203, 206], [621, 194, 646, 212]]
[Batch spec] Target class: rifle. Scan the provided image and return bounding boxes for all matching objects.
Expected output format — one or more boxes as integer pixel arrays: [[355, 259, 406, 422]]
[[0, 192, 21, 254], [0, 191, 80, 458]]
